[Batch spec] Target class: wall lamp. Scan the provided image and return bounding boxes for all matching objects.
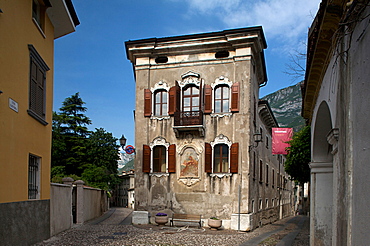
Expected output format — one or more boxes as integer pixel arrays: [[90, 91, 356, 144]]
[[248, 132, 262, 151], [119, 134, 127, 149]]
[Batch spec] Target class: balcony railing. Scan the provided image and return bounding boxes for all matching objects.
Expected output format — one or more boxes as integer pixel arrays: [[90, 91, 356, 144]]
[[174, 111, 203, 126]]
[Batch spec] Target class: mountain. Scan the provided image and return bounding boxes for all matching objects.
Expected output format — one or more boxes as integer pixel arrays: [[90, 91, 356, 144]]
[[117, 151, 135, 171], [262, 82, 305, 132]]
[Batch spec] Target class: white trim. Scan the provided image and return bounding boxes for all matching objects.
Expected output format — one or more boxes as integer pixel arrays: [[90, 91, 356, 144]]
[[211, 76, 232, 114], [149, 137, 170, 173]]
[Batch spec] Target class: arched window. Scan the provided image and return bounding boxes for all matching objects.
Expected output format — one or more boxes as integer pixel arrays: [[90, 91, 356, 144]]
[[154, 90, 167, 116], [153, 145, 166, 172], [214, 85, 229, 113], [214, 144, 229, 173], [183, 85, 199, 112]]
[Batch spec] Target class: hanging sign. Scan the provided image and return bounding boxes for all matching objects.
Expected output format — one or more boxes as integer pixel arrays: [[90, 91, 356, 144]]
[[125, 145, 135, 154], [272, 128, 293, 155]]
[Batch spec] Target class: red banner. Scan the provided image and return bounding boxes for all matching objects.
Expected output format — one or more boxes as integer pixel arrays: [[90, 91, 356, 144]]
[[272, 128, 293, 155]]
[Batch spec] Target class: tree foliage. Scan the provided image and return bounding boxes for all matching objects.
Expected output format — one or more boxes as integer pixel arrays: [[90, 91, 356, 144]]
[[284, 126, 311, 184], [51, 93, 120, 190]]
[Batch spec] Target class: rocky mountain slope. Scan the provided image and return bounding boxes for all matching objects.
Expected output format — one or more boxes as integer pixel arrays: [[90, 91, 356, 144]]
[[262, 82, 305, 132]]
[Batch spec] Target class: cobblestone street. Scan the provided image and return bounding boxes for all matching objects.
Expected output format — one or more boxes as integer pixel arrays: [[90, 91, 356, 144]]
[[34, 208, 309, 246]]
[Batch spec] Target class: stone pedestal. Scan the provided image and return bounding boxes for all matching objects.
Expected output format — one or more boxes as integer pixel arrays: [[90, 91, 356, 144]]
[[132, 211, 149, 224], [231, 213, 252, 231]]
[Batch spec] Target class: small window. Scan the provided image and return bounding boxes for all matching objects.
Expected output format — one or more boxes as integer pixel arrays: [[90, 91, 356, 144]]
[[153, 146, 166, 172], [215, 50, 229, 58], [28, 45, 49, 125], [154, 90, 168, 116], [266, 136, 269, 148], [253, 152, 256, 180], [252, 200, 255, 213], [214, 85, 229, 113], [155, 56, 168, 63], [266, 164, 269, 185], [28, 154, 40, 199], [266, 198, 269, 208], [259, 160, 263, 183], [214, 144, 229, 173], [259, 199, 263, 210]]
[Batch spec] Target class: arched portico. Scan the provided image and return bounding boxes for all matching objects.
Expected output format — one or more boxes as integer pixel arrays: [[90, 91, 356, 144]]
[[310, 101, 334, 246]]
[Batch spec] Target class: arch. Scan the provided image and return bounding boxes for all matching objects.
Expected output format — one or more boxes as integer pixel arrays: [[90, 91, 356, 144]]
[[312, 101, 333, 162]]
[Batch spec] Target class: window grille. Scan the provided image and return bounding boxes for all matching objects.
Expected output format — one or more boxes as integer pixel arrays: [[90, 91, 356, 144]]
[[28, 154, 40, 199]]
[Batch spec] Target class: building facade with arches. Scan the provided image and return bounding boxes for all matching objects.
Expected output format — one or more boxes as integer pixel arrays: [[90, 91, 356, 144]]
[[126, 27, 294, 230], [303, 1, 370, 245]]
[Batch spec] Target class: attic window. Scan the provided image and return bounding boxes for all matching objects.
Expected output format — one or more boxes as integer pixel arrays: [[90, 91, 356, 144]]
[[155, 56, 168, 63], [215, 51, 229, 59]]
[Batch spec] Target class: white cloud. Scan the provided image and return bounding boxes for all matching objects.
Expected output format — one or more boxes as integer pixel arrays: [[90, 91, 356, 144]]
[[176, 0, 321, 51]]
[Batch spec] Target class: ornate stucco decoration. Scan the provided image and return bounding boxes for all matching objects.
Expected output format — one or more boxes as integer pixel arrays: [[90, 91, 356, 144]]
[[210, 173, 232, 178], [211, 75, 233, 89], [177, 71, 202, 88], [179, 177, 200, 186], [210, 134, 232, 148], [177, 140, 202, 187], [150, 80, 170, 93], [149, 136, 170, 149], [327, 128, 339, 155], [150, 173, 169, 178]]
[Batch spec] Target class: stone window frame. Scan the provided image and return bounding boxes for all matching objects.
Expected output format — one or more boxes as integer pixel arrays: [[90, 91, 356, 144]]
[[149, 137, 170, 177], [150, 81, 170, 120], [210, 76, 233, 117], [208, 134, 236, 178]]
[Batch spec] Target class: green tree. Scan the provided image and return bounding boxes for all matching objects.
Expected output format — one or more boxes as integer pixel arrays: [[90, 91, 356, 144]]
[[51, 93, 121, 190], [284, 125, 311, 184], [52, 93, 91, 176]]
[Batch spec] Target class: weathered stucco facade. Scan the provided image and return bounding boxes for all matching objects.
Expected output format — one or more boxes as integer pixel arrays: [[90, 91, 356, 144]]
[[126, 27, 293, 230], [303, 1, 370, 245]]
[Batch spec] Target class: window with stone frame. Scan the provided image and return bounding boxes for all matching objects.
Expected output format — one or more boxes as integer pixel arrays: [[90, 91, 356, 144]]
[[182, 85, 200, 112], [154, 89, 168, 116], [204, 76, 239, 114], [142, 137, 176, 174], [214, 144, 229, 173], [204, 134, 239, 174], [214, 85, 229, 113], [28, 45, 49, 125]]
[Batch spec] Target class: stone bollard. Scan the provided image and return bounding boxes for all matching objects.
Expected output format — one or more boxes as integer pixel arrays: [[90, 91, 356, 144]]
[[74, 180, 85, 224]]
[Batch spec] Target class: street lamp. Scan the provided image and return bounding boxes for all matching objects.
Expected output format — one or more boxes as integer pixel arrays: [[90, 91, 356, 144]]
[[119, 134, 127, 149]]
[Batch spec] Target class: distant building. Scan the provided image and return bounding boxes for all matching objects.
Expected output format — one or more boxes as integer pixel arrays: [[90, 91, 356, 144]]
[[303, 0, 370, 245], [112, 170, 135, 208], [0, 0, 79, 245], [125, 27, 293, 230]]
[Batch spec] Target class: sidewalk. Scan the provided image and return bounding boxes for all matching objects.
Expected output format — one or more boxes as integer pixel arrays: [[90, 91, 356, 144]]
[[34, 208, 309, 246]]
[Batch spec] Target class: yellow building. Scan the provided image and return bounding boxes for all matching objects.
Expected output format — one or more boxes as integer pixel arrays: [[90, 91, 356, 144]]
[[0, 0, 79, 244]]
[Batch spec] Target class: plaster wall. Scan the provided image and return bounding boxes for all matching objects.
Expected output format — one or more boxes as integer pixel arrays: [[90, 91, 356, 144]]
[[50, 183, 73, 236], [0, 0, 55, 203]]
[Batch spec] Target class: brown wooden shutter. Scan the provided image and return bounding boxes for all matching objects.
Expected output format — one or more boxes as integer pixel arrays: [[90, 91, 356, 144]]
[[231, 82, 240, 112], [205, 143, 212, 173], [204, 84, 212, 114], [142, 145, 151, 173], [230, 143, 239, 173], [144, 89, 152, 117], [168, 82, 180, 115], [168, 144, 176, 173]]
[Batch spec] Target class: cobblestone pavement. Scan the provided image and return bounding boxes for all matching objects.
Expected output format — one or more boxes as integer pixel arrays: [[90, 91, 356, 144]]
[[34, 208, 309, 246]]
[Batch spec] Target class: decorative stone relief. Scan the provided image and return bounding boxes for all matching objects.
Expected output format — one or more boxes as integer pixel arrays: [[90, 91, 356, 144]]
[[150, 80, 170, 93], [211, 134, 232, 148], [327, 128, 339, 155], [149, 136, 170, 149], [211, 75, 233, 89], [177, 71, 201, 88], [178, 177, 200, 187]]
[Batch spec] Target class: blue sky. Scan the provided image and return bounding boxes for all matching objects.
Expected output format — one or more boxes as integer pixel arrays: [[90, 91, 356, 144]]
[[54, 0, 321, 147]]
